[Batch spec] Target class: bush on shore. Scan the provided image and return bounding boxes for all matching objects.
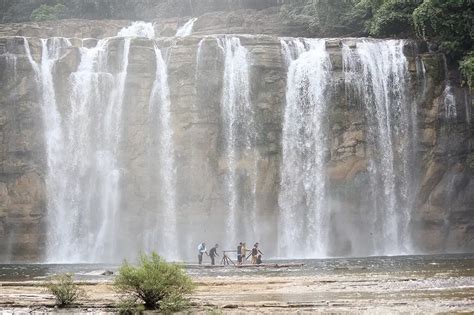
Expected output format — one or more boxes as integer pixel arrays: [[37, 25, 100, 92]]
[[45, 273, 86, 307], [113, 252, 194, 312]]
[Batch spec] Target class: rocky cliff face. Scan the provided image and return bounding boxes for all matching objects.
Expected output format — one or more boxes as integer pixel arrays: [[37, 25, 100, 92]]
[[0, 37, 46, 260], [0, 9, 309, 39], [0, 17, 472, 262]]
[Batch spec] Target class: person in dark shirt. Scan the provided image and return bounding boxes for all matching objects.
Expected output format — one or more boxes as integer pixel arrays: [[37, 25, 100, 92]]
[[251, 242, 263, 264], [237, 242, 243, 265], [256, 254, 263, 264], [209, 244, 220, 265]]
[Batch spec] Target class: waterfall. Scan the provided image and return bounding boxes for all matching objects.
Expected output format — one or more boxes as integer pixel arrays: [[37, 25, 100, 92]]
[[3, 49, 17, 87], [21, 24, 181, 262], [465, 90, 471, 125], [176, 18, 198, 37], [23, 24, 153, 261], [343, 39, 416, 255], [278, 38, 332, 258], [147, 44, 178, 260], [118, 21, 156, 39], [23, 38, 40, 76], [220, 36, 258, 245], [416, 56, 428, 105], [45, 37, 131, 262], [15, 32, 434, 261], [442, 56, 457, 120], [2, 40, 18, 104]]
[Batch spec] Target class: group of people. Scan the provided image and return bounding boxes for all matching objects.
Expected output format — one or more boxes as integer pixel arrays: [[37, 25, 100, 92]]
[[237, 242, 263, 265], [197, 243, 220, 265], [197, 242, 264, 265]]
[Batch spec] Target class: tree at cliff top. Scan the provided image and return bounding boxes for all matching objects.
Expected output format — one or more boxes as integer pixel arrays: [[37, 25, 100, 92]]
[[280, 0, 358, 36], [30, 4, 65, 22], [413, 0, 473, 88], [280, 0, 473, 85], [280, 0, 423, 37], [368, 0, 420, 36]]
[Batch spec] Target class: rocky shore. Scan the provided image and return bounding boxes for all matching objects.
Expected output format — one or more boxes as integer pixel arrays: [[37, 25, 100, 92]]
[[1, 269, 473, 313]]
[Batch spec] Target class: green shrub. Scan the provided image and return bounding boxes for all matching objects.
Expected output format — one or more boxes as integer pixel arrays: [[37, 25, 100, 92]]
[[280, 2, 319, 33], [413, 0, 472, 58], [117, 297, 145, 315], [114, 252, 194, 310], [30, 4, 66, 22], [45, 273, 86, 307], [369, 0, 418, 37], [280, 0, 361, 36], [460, 53, 474, 90]]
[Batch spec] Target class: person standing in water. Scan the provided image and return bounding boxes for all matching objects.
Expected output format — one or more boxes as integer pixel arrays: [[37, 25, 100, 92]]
[[241, 242, 248, 264], [209, 244, 220, 265], [237, 242, 243, 265], [251, 242, 263, 264], [197, 242, 208, 265]]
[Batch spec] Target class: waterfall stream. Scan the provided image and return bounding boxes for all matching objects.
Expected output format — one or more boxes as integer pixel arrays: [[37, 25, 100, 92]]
[[220, 36, 258, 246], [23, 26, 155, 262], [342, 40, 417, 255], [43, 36, 131, 262], [279, 38, 332, 258], [147, 44, 178, 260], [442, 56, 458, 120], [176, 18, 198, 37]]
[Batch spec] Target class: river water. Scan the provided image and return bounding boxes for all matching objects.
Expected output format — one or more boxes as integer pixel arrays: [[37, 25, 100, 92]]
[[1, 253, 472, 281]]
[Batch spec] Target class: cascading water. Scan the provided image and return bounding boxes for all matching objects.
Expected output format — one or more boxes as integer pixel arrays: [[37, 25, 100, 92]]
[[278, 38, 332, 258], [2, 45, 17, 86], [465, 90, 471, 125], [176, 18, 198, 37], [118, 21, 156, 39], [220, 36, 258, 246], [342, 39, 416, 255], [146, 44, 178, 260], [2, 39, 18, 109], [47, 36, 130, 262], [22, 23, 159, 261], [442, 56, 457, 120]]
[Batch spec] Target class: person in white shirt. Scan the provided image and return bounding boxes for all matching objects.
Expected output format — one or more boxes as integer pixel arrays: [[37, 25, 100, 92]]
[[197, 242, 208, 265]]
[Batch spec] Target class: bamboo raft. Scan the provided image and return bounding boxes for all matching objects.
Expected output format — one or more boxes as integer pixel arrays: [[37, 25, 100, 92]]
[[186, 263, 305, 269], [235, 263, 305, 268]]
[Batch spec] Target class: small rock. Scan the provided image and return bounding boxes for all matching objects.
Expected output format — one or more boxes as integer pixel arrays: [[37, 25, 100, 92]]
[[84, 269, 113, 276], [223, 304, 238, 309]]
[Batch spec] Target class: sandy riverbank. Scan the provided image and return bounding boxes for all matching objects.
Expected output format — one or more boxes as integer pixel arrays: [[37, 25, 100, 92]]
[[1, 271, 473, 313]]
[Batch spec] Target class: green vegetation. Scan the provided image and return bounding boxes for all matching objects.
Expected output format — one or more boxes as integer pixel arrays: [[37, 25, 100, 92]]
[[280, 0, 356, 35], [369, 0, 419, 37], [45, 273, 86, 307], [113, 252, 194, 311], [280, 0, 473, 87], [1, 0, 472, 85], [460, 53, 474, 89], [30, 4, 65, 22], [413, 0, 472, 59]]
